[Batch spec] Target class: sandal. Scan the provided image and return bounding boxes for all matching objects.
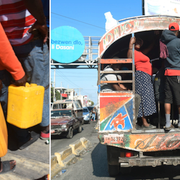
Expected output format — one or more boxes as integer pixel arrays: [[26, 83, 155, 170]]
[[0, 160, 16, 174], [142, 124, 156, 129]]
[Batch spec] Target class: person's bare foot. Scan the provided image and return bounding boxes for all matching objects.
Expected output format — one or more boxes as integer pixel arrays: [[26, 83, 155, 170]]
[[142, 123, 150, 127]]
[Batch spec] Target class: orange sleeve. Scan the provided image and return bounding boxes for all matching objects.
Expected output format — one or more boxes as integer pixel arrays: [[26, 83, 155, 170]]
[[0, 23, 25, 80]]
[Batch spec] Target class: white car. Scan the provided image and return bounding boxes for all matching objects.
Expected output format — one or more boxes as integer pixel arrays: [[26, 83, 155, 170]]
[[83, 107, 91, 124]]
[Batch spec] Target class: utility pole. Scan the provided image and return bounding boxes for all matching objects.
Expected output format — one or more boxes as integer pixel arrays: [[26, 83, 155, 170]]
[[61, 82, 62, 100], [53, 69, 56, 102]]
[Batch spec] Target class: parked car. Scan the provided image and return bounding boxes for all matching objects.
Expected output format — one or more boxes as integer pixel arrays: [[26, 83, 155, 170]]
[[83, 107, 91, 124], [51, 99, 83, 139]]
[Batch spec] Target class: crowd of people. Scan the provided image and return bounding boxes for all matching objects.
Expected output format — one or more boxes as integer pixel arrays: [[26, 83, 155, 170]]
[[100, 22, 180, 131]]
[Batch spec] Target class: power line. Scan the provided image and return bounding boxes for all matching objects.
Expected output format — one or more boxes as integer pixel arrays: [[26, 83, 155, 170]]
[[52, 12, 105, 30], [59, 71, 91, 95]]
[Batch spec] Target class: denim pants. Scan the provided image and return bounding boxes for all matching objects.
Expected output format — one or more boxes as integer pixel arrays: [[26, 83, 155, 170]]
[[92, 113, 95, 120], [0, 70, 11, 118], [13, 39, 49, 127]]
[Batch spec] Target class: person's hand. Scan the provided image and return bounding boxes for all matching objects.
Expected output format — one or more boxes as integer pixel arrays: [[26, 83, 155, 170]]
[[14, 75, 27, 86], [129, 37, 136, 46], [29, 21, 48, 43]]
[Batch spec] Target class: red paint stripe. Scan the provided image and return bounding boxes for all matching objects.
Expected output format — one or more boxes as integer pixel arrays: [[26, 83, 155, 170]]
[[100, 92, 133, 96], [100, 96, 131, 109]]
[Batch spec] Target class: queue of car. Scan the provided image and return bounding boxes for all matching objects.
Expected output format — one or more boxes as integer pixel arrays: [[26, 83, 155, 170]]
[[51, 99, 96, 139]]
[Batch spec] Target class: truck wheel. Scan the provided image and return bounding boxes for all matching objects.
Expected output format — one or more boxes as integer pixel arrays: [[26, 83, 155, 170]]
[[88, 120, 91, 124], [108, 164, 120, 177], [66, 127, 73, 139], [107, 145, 120, 176], [77, 125, 82, 133]]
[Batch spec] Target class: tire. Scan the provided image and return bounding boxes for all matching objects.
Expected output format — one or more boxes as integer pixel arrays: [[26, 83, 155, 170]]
[[77, 125, 82, 133], [88, 120, 91, 124], [107, 145, 120, 177], [66, 127, 73, 139], [108, 164, 120, 177]]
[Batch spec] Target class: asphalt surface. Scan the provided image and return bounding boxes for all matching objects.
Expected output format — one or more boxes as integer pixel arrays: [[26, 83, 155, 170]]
[[51, 120, 97, 155], [0, 124, 49, 180]]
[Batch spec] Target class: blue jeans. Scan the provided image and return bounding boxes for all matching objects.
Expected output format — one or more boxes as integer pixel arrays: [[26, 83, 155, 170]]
[[0, 70, 11, 118], [13, 39, 49, 127], [92, 113, 95, 120]]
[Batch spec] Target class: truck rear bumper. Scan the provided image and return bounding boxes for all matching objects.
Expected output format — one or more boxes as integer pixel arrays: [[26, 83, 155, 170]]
[[119, 156, 180, 167]]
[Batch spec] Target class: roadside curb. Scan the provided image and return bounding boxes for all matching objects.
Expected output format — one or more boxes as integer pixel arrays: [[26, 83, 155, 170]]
[[51, 137, 90, 178]]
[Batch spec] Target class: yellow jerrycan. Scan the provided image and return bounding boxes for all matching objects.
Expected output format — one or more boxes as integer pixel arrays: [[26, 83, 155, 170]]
[[0, 104, 8, 157], [7, 83, 45, 129]]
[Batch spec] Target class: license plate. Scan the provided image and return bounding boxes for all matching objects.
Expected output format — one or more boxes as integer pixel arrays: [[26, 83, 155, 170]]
[[104, 134, 124, 144]]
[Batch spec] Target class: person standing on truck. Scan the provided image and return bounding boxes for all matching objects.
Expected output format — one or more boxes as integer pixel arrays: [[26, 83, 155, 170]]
[[0, 0, 50, 149], [160, 22, 180, 130], [127, 37, 156, 129]]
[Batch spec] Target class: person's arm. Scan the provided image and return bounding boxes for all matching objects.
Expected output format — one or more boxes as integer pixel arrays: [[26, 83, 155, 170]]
[[112, 83, 127, 91], [0, 23, 26, 86], [22, 0, 48, 43], [127, 37, 136, 58]]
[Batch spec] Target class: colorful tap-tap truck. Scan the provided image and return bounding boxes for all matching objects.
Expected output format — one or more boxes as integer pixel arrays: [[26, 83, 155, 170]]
[[97, 15, 180, 176]]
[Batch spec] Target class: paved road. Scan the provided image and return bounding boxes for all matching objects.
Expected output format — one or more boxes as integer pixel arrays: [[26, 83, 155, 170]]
[[51, 120, 97, 155], [52, 121, 180, 180]]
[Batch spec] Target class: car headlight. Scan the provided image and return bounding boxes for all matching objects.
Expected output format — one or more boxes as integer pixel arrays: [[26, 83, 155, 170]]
[[61, 124, 67, 128]]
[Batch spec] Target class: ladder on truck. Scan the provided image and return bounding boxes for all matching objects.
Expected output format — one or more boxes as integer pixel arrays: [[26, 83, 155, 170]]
[[97, 41, 136, 128]]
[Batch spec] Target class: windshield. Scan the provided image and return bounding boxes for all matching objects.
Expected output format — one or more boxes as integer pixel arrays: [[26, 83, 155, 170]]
[[51, 110, 72, 117], [83, 108, 88, 113], [87, 106, 94, 111]]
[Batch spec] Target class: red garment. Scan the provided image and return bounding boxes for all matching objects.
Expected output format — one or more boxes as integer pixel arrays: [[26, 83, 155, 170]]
[[134, 50, 152, 76], [164, 69, 180, 76], [159, 40, 169, 59], [0, 0, 36, 46], [0, 23, 25, 80]]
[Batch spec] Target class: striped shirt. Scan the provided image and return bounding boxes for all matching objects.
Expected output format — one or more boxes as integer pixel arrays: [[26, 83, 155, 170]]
[[0, 0, 36, 46]]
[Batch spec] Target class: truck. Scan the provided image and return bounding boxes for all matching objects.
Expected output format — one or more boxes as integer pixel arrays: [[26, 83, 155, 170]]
[[97, 15, 180, 176]]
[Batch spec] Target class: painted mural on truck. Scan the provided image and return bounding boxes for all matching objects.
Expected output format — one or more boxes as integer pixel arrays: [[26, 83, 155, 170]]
[[98, 16, 180, 57], [99, 92, 134, 132], [99, 133, 180, 152]]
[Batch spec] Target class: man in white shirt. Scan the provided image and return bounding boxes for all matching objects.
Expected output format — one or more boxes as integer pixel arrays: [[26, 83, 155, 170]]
[[100, 64, 127, 92]]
